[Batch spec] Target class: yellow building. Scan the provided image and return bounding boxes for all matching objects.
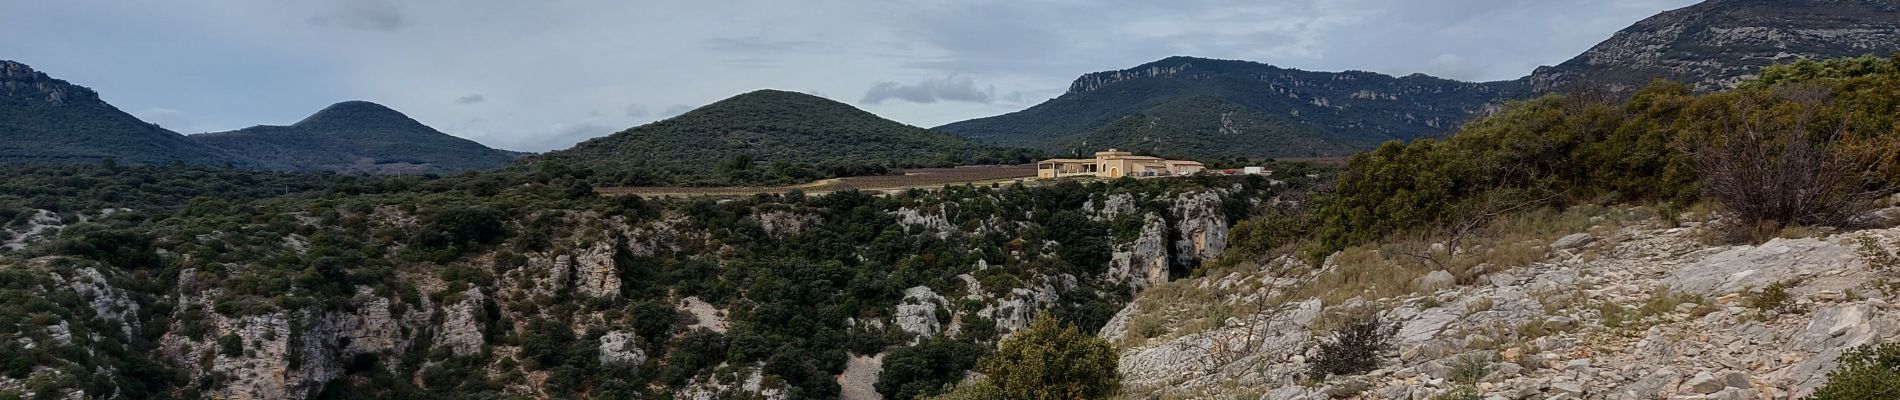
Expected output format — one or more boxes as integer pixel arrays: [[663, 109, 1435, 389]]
[[1036, 149, 1206, 179]]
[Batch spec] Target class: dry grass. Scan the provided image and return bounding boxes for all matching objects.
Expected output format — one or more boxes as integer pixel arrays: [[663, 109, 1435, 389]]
[[1293, 205, 1647, 307], [1598, 289, 1712, 332]]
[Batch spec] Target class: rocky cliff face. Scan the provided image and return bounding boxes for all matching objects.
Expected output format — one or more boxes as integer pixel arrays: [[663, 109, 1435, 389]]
[[0, 60, 99, 106], [1526, 0, 1900, 94], [1106, 210, 1900, 399]]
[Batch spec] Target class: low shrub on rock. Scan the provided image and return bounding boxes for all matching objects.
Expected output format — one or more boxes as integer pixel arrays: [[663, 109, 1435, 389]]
[[1307, 313, 1401, 380]]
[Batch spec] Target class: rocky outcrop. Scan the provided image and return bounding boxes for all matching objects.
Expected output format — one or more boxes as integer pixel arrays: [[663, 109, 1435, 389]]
[[894, 206, 955, 239], [895, 286, 948, 339], [676, 363, 789, 400], [1112, 216, 1900, 399], [1108, 213, 1171, 293], [756, 210, 819, 239], [570, 242, 621, 298], [598, 331, 647, 365], [1, 209, 63, 252], [1172, 191, 1229, 267], [434, 287, 487, 356]]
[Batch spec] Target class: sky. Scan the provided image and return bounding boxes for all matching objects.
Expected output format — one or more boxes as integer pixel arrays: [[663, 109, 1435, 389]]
[[0, 0, 1699, 152]]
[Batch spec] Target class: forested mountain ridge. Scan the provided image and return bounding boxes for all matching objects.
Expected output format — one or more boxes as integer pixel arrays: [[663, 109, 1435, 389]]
[[530, 89, 1034, 186], [935, 56, 1518, 159], [0, 60, 237, 166], [191, 101, 523, 174], [940, 0, 1900, 161]]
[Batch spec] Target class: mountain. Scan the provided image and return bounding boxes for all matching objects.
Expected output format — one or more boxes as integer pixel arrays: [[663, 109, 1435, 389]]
[[935, 57, 1521, 159], [0, 60, 235, 165], [537, 89, 1005, 182], [943, 1, 1900, 160], [191, 101, 522, 174], [1526, 0, 1900, 94]]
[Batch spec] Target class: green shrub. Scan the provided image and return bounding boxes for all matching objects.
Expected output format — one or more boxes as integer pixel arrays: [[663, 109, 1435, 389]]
[[1748, 281, 1799, 314], [877, 338, 986, 400], [976, 316, 1120, 400], [1808, 342, 1900, 400], [1307, 313, 1400, 379], [218, 334, 244, 356]]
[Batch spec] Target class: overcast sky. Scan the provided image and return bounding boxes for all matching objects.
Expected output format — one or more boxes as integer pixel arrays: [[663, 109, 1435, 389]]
[[0, 0, 1698, 152]]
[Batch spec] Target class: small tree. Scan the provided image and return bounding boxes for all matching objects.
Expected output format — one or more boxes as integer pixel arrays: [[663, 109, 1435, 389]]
[[1307, 313, 1401, 379], [975, 316, 1120, 400], [1689, 86, 1896, 241]]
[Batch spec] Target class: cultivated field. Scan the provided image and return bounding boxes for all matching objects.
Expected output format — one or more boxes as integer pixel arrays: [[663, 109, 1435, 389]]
[[597, 165, 1040, 198]]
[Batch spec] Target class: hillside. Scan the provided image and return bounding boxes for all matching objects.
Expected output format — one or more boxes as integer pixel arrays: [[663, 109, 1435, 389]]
[[935, 56, 1521, 159], [0, 163, 1291, 399], [1525, 0, 1900, 94], [943, 0, 1900, 160], [0, 60, 234, 165], [535, 89, 1022, 186], [191, 101, 521, 174]]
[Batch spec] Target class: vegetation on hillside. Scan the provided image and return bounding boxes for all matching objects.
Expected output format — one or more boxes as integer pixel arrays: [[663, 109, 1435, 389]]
[[1300, 55, 1900, 256], [0, 159, 1289, 398], [933, 316, 1120, 400], [531, 90, 1038, 187], [190, 101, 521, 174], [936, 56, 1519, 160]]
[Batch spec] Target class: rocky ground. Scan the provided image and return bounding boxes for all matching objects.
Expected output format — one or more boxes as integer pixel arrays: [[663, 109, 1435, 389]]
[[1105, 212, 1898, 399]]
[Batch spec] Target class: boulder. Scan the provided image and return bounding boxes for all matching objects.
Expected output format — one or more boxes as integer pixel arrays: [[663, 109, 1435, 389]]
[[1413, 270, 1457, 292], [1551, 233, 1595, 251]]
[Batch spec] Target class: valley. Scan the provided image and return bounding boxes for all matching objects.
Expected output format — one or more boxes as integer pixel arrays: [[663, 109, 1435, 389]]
[[3, 0, 1900, 399]]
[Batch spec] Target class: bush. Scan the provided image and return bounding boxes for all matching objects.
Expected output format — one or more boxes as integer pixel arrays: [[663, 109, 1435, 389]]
[[1808, 342, 1900, 400], [975, 316, 1119, 400], [417, 206, 506, 252], [1688, 85, 1895, 239], [877, 338, 986, 400], [1307, 313, 1400, 379], [218, 334, 244, 356]]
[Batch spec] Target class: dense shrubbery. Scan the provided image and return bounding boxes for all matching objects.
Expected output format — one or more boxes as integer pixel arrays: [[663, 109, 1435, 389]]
[[877, 338, 987, 399], [1306, 55, 1900, 254]]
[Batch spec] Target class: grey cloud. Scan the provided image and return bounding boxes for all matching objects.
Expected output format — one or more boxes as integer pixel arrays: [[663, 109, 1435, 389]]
[[308, 0, 407, 32], [860, 75, 995, 105], [705, 37, 816, 53], [724, 58, 783, 69], [624, 104, 649, 118], [455, 94, 485, 104]]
